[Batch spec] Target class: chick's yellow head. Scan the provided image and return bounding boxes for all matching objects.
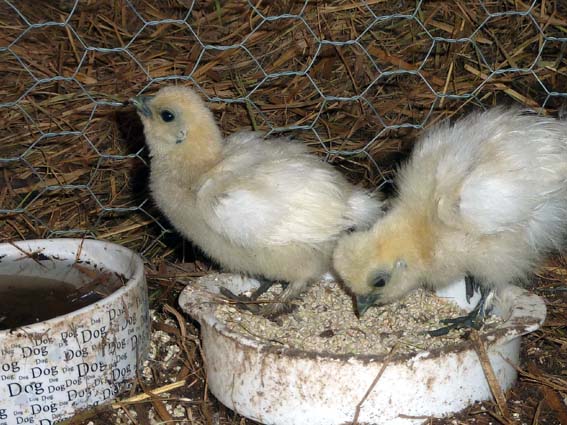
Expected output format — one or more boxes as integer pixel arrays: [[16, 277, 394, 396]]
[[333, 216, 426, 315], [131, 86, 222, 159]]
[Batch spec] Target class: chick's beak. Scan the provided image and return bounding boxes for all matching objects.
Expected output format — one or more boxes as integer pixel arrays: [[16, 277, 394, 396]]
[[355, 293, 381, 317], [130, 95, 153, 118]]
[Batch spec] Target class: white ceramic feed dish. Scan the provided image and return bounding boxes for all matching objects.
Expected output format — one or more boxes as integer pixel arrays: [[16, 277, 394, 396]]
[[179, 274, 546, 425], [0, 239, 150, 425]]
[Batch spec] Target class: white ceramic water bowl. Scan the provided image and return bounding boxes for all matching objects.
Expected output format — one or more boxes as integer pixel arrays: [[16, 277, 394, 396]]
[[179, 274, 546, 425], [0, 239, 150, 425]]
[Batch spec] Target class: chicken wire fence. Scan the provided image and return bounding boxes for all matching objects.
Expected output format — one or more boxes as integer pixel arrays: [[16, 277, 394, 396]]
[[0, 0, 566, 260]]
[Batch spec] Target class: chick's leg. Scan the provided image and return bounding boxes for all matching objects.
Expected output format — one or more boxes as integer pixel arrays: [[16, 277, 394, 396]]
[[260, 279, 309, 318], [249, 277, 277, 300], [429, 275, 491, 337], [465, 274, 480, 304], [219, 278, 279, 314]]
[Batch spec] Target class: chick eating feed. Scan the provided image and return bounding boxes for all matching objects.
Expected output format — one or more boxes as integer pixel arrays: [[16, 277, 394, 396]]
[[131, 86, 383, 316], [215, 278, 502, 356], [179, 272, 546, 425], [334, 107, 567, 330]]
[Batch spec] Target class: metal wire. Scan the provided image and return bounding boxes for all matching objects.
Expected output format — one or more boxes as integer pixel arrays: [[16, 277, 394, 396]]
[[0, 0, 565, 258]]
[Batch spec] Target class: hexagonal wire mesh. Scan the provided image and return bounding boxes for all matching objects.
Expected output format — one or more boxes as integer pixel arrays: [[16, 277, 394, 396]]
[[0, 0, 566, 261]]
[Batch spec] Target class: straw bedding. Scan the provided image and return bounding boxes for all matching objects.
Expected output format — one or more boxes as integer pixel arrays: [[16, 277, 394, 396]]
[[0, 1, 566, 424]]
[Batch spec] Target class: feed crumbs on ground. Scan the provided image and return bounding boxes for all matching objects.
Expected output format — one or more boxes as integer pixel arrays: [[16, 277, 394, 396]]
[[215, 280, 502, 356]]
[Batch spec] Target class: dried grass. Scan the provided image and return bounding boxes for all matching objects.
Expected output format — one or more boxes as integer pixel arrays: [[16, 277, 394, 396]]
[[1, 1, 566, 424]]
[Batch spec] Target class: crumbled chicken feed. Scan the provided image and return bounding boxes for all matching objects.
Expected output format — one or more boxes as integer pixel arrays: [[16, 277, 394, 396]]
[[215, 280, 501, 356]]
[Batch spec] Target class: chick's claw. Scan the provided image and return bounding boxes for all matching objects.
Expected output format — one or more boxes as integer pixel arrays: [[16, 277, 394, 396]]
[[220, 279, 301, 319], [428, 287, 490, 337], [259, 301, 298, 321], [219, 287, 261, 314], [257, 279, 307, 319], [427, 313, 482, 337], [249, 278, 278, 301]]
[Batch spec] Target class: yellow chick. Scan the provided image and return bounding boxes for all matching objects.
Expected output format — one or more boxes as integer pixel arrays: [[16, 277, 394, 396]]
[[131, 86, 383, 315], [334, 107, 567, 322]]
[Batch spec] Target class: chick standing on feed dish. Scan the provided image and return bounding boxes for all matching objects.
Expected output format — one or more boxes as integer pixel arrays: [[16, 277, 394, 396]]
[[333, 107, 567, 334], [131, 86, 384, 316]]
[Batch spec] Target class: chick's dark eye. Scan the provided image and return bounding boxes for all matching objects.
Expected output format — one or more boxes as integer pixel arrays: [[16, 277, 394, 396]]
[[160, 110, 175, 122], [369, 272, 390, 288], [371, 277, 386, 288]]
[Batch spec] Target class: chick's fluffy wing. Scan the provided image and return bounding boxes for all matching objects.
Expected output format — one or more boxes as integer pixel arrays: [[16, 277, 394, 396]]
[[431, 110, 563, 235], [196, 158, 353, 247]]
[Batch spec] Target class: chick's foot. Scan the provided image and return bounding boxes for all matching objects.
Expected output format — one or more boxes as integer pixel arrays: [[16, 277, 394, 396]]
[[428, 280, 491, 337], [258, 279, 308, 319], [259, 301, 297, 320], [249, 278, 277, 300], [219, 287, 261, 314]]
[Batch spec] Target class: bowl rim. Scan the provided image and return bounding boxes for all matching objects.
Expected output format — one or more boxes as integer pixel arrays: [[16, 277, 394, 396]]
[[179, 273, 546, 363], [0, 238, 145, 336]]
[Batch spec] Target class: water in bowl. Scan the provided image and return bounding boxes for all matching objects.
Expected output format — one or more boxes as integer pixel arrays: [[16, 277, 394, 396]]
[[0, 274, 107, 330]]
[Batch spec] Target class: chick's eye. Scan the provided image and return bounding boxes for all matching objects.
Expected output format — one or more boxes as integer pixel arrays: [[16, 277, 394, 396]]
[[160, 110, 175, 122], [371, 277, 386, 288], [369, 272, 390, 288]]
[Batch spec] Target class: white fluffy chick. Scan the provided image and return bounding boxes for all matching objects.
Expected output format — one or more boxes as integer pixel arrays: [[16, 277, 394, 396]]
[[334, 107, 567, 321], [131, 86, 383, 315]]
